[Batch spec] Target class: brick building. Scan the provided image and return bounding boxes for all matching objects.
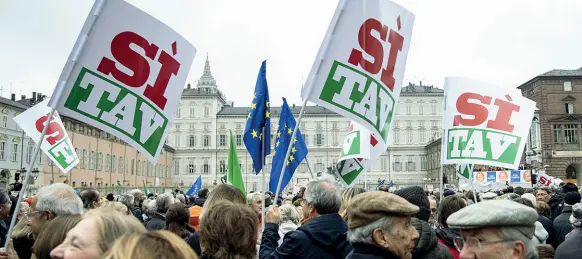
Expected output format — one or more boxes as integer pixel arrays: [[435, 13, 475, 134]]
[[518, 68, 582, 185]]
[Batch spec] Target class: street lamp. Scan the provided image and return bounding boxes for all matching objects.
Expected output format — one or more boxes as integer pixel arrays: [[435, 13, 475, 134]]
[[31, 168, 39, 180]]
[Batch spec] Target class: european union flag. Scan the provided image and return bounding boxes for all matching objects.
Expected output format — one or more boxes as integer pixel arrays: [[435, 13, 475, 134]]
[[269, 98, 308, 193], [244, 61, 271, 175], [185, 176, 202, 196]]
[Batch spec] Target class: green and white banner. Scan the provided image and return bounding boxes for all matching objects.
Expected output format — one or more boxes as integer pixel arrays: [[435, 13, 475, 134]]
[[14, 100, 79, 172], [442, 77, 536, 169], [48, 0, 196, 163], [456, 164, 473, 180], [304, 0, 414, 148], [337, 121, 386, 186]]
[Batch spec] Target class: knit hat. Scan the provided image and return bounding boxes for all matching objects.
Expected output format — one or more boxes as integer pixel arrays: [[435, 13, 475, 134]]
[[569, 203, 582, 228], [394, 186, 430, 222], [564, 192, 581, 206], [521, 193, 537, 207], [562, 183, 578, 194], [443, 189, 456, 197]]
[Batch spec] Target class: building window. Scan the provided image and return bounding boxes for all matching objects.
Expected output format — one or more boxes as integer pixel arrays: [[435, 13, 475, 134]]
[[406, 104, 411, 115], [315, 134, 324, 146], [554, 124, 562, 143], [188, 135, 196, 147], [175, 108, 181, 118], [564, 81, 572, 91], [1, 116, 6, 128], [174, 135, 180, 147], [219, 135, 226, 146], [407, 156, 415, 171], [204, 135, 210, 147], [26, 142, 33, 163], [380, 157, 387, 171], [11, 143, 18, 162], [406, 130, 413, 144], [204, 107, 209, 117], [393, 156, 401, 172], [188, 160, 195, 174], [393, 131, 400, 144], [81, 150, 87, 168], [564, 124, 579, 144], [420, 155, 427, 170], [112, 155, 117, 173], [203, 159, 209, 174], [119, 156, 124, 174], [1, 142, 8, 160], [236, 134, 242, 146], [566, 103, 574, 114], [174, 160, 179, 175], [332, 130, 339, 146], [419, 131, 426, 143], [419, 104, 424, 115], [175, 124, 181, 130], [204, 123, 210, 130], [303, 134, 309, 146], [89, 151, 95, 170], [530, 120, 539, 150], [190, 107, 195, 117], [106, 154, 111, 172], [97, 152, 103, 171], [220, 160, 226, 173], [431, 104, 437, 115], [131, 159, 134, 175]]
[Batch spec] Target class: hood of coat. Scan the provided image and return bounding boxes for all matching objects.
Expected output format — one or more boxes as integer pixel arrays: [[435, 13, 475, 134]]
[[532, 221, 549, 245], [411, 217, 438, 257]]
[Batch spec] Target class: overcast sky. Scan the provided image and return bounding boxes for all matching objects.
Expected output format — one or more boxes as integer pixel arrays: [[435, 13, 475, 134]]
[[1, 0, 582, 107]]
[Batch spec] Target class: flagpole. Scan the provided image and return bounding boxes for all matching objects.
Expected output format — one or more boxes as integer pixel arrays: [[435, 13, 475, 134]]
[[274, 0, 347, 200], [364, 170, 368, 190], [304, 157, 315, 179], [261, 126, 266, 231], [470, 164, 478, 203]]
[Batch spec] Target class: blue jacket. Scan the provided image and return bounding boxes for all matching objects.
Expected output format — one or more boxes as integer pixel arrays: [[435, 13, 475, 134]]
[[259, 213, 352, 259]]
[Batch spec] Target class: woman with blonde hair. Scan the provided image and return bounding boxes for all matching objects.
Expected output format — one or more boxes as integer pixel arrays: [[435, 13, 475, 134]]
[[33, 215, 82, 259], [102, 230, 198, 259], [99, 201, 131, 215], [338, 187, 366, 220], [50, 207, 146, 259]]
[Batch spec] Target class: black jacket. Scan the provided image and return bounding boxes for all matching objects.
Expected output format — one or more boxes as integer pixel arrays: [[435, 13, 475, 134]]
[[259, 213, 352, 259], [555, 228, 582, 259], [548, 193, 565, 220], [194, 198, 206, 207], [411, 218, 453, 259], [346, 242, 401, 259], [186, 231, 202, 256], [145, 212, 167, 231], [550, 205, 573, 248], [538, 214, 553, 237], [132, 205, 143, 223]]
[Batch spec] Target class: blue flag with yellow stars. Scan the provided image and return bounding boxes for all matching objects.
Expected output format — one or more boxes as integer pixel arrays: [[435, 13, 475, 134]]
[[269, 97, 308, 193], [244, 61, 271, 175]]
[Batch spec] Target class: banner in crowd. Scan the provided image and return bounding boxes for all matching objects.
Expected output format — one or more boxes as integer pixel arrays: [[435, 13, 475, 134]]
[[456, 164, 473, 180], [472, 170, 532, 184], [441, 77, 536, 169], [535, 170, 564, 187], [301, 0, 414, 185], [48, 0, 196, 163], [13, 100, 79, 172], [337, 121, 385, 186]]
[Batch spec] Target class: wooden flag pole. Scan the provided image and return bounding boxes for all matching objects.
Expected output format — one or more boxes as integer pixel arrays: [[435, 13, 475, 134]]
[[274, 0, 347, 200]]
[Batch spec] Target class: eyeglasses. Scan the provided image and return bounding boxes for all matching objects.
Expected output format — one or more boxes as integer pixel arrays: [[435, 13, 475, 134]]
[[453, 236, 514, 252], [23, 210, 44, 218]]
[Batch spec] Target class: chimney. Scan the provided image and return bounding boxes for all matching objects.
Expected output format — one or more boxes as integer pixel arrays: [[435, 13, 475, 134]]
[[293, 104, 296, 108], [10, 94, 15, 101], [32, 92, 37, 103], [420, 81, 423, 86], [37, 93, 42, 102], [21, 95, 25, 101]]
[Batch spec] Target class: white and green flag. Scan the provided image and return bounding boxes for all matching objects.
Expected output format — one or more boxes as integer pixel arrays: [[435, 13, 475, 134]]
[[456, 164, 473, 180], [48, 0, 196, 163], [14, 99, 79, 172]]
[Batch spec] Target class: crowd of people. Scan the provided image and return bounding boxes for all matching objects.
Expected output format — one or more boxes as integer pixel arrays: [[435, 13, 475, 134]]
[[0, 177, 577, 258]]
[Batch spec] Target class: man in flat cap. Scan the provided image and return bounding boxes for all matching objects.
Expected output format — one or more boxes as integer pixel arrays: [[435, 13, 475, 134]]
[[346, 191, 420, 259], [447, 200, 539, 259]]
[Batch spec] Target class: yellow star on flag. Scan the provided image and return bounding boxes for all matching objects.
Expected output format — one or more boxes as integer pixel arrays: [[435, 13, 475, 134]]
[[265, 111, 270, 118], [253, 93, 257, 99], [289, 155, 294, 161], [266, 101, 270, 107], [276, 140, 280, 147], [286, 160, 290, 166], [291, 147, 296, 153], [277, 131, 281, 138], [293, 137, 297, 144], [287, 128, 293, 134], [247, 113, 251, 119], [251, 103, 257, 109], [251, 129, 258, 138]]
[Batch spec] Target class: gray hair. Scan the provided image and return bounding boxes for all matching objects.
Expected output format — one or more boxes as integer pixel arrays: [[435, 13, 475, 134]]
[[35, 183, 83, 215], [146, 199, 157, 217], [118, 193, 134, 209], [279, 204, 300, 225], [246, 193, 261, 206], [500, 227, 537, 258], [304, 175, 341, 214], [176, 194, 185, 204], [155, 193, 174, 213], [347, 216, 393, 244], [128, 189, 144, 202]]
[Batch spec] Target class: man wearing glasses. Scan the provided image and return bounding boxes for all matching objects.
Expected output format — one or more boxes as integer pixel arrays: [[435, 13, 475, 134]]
[[446, 200, 538, 259]]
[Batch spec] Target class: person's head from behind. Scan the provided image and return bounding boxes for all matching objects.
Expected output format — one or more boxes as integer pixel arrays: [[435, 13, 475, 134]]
[[128, 189, 144, 205], [279, 204, 300, 226], [378, 185, 390, 192], [33, 215, 82, 259], [246, 193, 262, 217], [103, 230, 198, 259], [50, 207, 146, 259], [201, 184, 245, 219], [302, 176, 341, 220], [79, 188, 100, 210], [100, 201, 131, 215], [200, 200, 258, 259], [105, 193, 114, 202], [437, 195, 466, 228], [198, 188, 209, 199], [339, 187, 366, 216], [514, 186, 525, 196], [28, 183, 83, 236], [535, 201, 551, 218], [155, 193, 174, 214], [117, 193, 134, 213], [175, 193, 185, 204], [165, 202, 195, 238]]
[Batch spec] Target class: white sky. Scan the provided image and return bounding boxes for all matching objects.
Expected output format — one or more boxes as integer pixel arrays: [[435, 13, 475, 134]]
[[1, 0, 582, 107]]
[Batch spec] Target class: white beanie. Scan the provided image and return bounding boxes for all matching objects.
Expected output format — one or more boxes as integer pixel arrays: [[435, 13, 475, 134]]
[[522, 193, 537, 207]]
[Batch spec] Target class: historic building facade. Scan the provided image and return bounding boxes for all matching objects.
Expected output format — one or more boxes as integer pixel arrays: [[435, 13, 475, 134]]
[[519, 68, 582, 185], [169, 56, 444, 190]]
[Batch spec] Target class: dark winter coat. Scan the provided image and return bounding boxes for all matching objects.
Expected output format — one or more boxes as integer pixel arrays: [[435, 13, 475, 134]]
[[194, 197, 206, 207], [185, 231, 202, 256], [555, 227, 582, 259], [132, 205, 143, 223], [548, 193, 565, 220], [145, 212, 167, 231], [411, 218, 453, 259], [259, 213, 352, 259], [550, 205, 573, 248], [538, 214, 553, 237], [346, 242, 401, 259], [436, 227, 461, 259]]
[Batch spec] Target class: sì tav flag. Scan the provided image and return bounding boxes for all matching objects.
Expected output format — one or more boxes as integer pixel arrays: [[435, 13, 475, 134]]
[[47, 0, 196, 164], [13, 99, 79, 173], [336, 121, 385, 186], [228, 130, 246, 194], [303, 0, 414, 153]]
